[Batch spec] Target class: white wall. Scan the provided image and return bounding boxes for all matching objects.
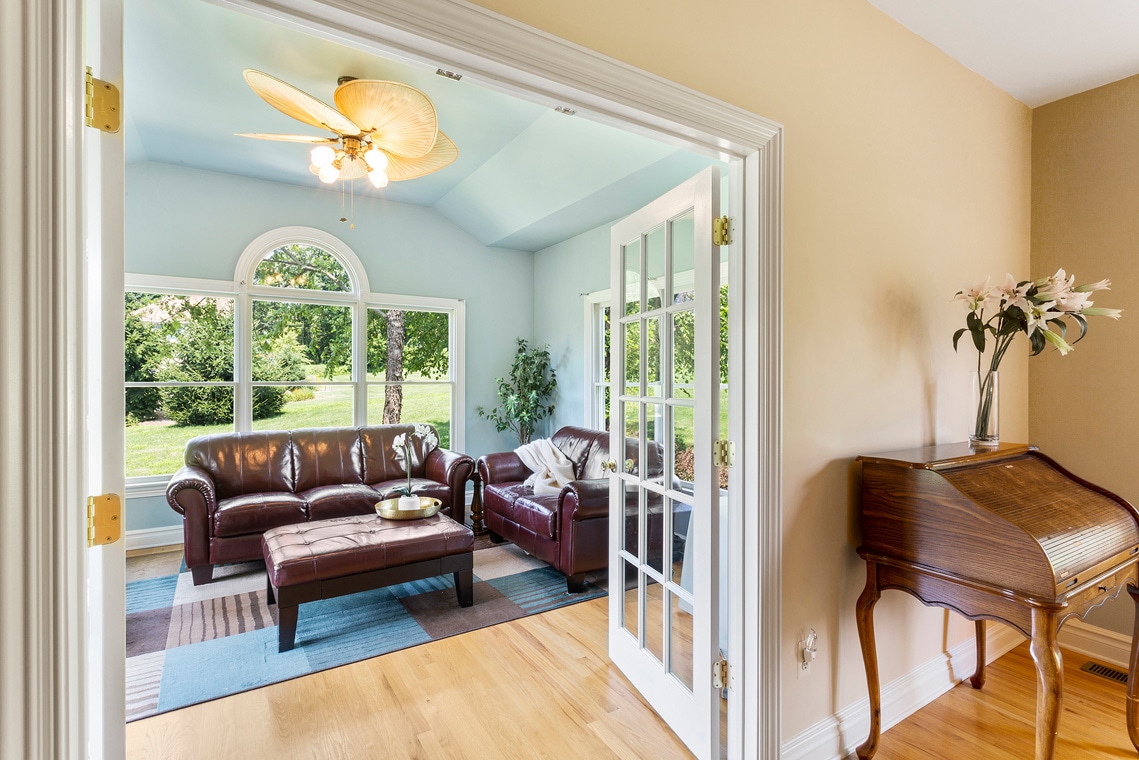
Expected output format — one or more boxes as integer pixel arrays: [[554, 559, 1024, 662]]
[[125, 161, 535, 530]]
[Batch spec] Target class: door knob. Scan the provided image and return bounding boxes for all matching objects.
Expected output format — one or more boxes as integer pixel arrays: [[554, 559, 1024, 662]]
[[601, 460, 617, 473]]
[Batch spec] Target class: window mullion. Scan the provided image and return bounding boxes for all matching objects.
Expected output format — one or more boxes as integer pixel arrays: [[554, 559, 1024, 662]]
[[234, 290, 252, 432], [353, 300, 367, 426]]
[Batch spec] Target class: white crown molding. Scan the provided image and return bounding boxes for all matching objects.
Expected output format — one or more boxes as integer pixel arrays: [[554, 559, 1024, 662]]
[[211, 0, 781, 159], [781, 623, 1023, 760]]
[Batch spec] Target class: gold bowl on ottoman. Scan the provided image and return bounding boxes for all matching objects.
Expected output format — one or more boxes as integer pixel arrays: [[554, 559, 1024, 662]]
[[375, 497, 442, 520]]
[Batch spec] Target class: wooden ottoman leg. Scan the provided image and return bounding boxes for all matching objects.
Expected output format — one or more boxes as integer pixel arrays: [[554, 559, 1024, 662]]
[[455, 568, 473, 608], [1029, 608, 1062, 760], [856, 561, 883, 760], [970, 620, 987, 689], [278, 604, 299, 653], [266, 577, 276, 606], [1126, 584, 1139, 751]]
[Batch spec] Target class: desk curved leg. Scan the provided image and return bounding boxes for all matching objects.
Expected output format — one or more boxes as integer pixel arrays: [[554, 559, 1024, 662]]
[[969, 620, 986, 689], [856, 561, 882, 760], [1029, 608, 1062, 760], [1127, 584, 1139, 751]]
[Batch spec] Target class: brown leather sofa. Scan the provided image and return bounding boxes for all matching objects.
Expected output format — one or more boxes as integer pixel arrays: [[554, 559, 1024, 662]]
[[166, 425, 474, 585], [477, 425, 664, 593]]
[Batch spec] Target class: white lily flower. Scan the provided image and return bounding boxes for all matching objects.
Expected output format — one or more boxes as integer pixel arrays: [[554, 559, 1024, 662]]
[[954, 277, 994, 312], [995, 273, 1031, 313], [1074, 278, 1111, 293], [1026, 300, 1060, 335], [1053, 289, 1092, 313], [1034, 268, 1076, 302]]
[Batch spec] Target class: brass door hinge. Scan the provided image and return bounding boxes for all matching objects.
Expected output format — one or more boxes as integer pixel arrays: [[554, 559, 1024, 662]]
[[713, 439, 735, 468], [712, 658, 730, 689], [85, 67, 121, 133], [712, 216, 732, 247], [87, 494, 122, 547]]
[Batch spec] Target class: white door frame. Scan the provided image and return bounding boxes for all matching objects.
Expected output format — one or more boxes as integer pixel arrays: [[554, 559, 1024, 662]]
[[9, 0, 782, 756], [209, 2, 782, 756], [2, 0, 91, 758]]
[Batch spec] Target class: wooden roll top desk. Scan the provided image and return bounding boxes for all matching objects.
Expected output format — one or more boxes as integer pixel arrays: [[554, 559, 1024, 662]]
[[854, 442, 1139, 760]]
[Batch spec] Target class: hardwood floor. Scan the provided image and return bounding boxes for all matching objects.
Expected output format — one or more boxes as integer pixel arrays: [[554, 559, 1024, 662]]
[[125, 597, 695, 760], [875, 642, 1136, 759]]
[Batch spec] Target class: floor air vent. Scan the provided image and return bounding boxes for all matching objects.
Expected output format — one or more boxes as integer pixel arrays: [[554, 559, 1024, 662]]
[[1081, 661, 1129, 684]]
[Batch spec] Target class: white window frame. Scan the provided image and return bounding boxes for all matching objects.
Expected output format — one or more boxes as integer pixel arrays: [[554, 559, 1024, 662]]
[[124, 226, 465, 496]]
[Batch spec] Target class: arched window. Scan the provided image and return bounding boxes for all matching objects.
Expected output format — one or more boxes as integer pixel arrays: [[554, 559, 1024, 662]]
[[123, 226, 463, 484]]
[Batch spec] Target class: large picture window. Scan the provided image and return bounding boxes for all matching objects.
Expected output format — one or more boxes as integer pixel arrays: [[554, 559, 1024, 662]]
[[124, 228, 463, 486]]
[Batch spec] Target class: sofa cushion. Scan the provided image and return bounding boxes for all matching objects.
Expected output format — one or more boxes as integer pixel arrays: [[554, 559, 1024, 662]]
[[512, 493, 559, 540], [301, 484, 382, 521], [372, 478, 451, 507], [292, 428, 364, 492], [360, 424, 436, 484], [213, 492, 309, 538], [185, 431, 295, 499], [484, 482, 531, 519]]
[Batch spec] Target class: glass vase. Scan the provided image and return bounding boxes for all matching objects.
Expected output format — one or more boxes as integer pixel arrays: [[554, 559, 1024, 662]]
[[969, 370, 999, 446]]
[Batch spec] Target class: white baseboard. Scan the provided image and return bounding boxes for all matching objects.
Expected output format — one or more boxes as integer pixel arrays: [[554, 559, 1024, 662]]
[[125, 526, 183, 552], [1058, 618, 1131, 669], [781, 623, 1023, 760]]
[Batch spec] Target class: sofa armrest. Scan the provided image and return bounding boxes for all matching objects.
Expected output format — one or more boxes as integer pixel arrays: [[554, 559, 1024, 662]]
[[426, 447, 475, 488], [426, 447, 475, 526], [166, 465, 216, 571], [560, 478, 610, 522], [166, 465, 217, 516], [477, 452, 531, 485]]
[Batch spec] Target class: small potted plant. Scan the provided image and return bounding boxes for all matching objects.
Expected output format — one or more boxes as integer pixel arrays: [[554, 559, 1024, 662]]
[[392, 424, 439, 510]]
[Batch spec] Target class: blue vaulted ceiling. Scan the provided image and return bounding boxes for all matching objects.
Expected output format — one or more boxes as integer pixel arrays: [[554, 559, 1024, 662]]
[[125, 0, 721, 252]]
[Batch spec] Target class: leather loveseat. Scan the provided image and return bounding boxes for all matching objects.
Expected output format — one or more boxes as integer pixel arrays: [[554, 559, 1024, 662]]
[[166, 425, 474, 585], [477, 425, 664, 593]]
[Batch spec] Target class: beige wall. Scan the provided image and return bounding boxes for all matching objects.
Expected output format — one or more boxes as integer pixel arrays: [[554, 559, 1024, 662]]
[[1031, 74, 1139, 635], [473, 0, 1032, 740]]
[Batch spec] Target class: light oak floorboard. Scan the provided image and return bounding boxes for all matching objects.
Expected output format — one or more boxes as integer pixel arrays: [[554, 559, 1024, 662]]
[[126, 597, 696, 760], [874, 642, 1136, 759]]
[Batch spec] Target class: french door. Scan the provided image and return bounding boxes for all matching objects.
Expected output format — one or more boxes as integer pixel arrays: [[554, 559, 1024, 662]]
[[608, 167, 721, 759]]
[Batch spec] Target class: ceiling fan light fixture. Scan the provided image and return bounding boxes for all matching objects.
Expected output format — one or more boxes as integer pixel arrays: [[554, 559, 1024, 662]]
[[363, 147, 388, 172], [318, 164, 341, 184], [311, 145, 336, 168], [368, 169, 389, 189]]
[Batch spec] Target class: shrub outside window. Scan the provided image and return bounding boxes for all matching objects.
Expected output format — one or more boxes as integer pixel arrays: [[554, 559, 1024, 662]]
[[124, 232, 462, 483]]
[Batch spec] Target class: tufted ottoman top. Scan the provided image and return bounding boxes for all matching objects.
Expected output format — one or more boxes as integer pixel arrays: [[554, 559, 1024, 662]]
[[261, 513, 474, 588]]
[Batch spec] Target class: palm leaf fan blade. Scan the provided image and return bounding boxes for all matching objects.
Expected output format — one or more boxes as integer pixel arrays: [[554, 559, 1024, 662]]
[[243, 69, 360, 136], [334, 79, 438, 159], [384, 131, 459, 181], [235, 133, 340, 143]]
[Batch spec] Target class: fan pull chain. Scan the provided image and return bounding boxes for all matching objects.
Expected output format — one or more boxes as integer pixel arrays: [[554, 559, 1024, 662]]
[[339, 181, 347, 225], [350, 180, 355, 229]]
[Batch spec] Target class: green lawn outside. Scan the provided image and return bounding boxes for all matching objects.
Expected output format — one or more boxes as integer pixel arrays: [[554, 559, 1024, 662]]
[[126, 383, 451, 477]]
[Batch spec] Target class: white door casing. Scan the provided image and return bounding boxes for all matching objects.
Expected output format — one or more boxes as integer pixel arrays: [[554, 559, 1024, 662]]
[[608, 166, 721, 759], [11, 0, 782, 757], [85, 0, 128, 757]]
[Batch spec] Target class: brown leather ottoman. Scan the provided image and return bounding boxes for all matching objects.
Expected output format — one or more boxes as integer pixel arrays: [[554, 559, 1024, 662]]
[[261, 513, 474, 652]]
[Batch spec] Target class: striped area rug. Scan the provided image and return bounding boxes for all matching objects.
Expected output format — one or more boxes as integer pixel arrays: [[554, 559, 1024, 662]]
[[125, 541, 605, 721]]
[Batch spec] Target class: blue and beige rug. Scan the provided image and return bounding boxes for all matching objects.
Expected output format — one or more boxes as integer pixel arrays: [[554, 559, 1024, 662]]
[[125, 537, 606, 721]]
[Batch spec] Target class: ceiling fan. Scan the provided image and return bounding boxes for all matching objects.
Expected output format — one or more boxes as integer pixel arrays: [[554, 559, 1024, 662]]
[[237, 69, 458, 189]]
